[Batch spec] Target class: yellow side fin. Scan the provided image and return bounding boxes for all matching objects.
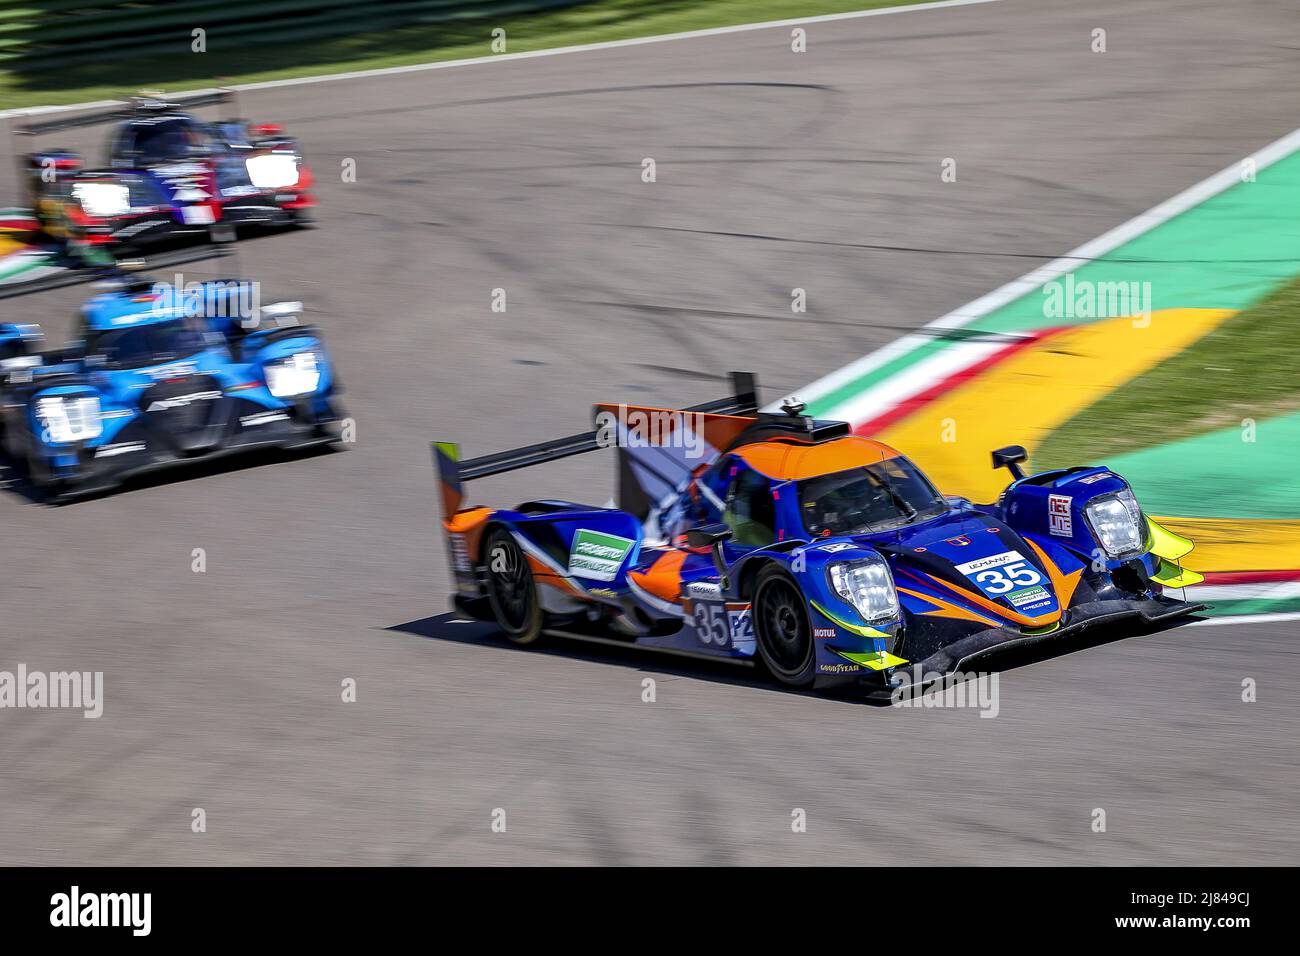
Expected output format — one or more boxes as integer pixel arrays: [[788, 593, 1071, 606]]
[[835, 650, 909, 671], [1151, 559, 1204, 588], [1146, 515, 1194, 561]]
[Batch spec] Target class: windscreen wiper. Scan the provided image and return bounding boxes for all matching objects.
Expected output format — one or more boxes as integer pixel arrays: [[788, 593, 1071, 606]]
[[869, 474, 917, 521]]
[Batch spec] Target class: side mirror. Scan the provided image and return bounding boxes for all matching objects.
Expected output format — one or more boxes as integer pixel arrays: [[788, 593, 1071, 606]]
[[992, 444, 1028, 480], [686, 523, 732, 589], [260, 301, 303, 326]]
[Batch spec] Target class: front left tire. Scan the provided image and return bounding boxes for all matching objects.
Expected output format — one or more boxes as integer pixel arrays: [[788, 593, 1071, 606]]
[[753, 565, 817, 688]]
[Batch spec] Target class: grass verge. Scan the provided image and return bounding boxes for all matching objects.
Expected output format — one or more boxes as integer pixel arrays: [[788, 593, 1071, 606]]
[[0, 0, 929, 111], [1037, 275, 1300, 468]]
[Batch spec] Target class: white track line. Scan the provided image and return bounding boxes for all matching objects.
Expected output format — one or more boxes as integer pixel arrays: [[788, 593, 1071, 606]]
[[828, 336, 1007, 426], [1184, 582, 1300, 602], [796, 124, 1300, 410], [0, 0, 1005, 120], [1190, 611, 1300, 628]]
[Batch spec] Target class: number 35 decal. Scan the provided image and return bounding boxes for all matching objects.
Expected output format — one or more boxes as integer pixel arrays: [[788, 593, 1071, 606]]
[[692, 603, 756, 653], [692, 603, 730, 646], [973, 561, 1042, 595]]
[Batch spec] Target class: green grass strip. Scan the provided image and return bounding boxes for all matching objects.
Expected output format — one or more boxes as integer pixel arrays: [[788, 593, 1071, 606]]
[[0, 0, 929, 111], [1201, 595, 1300, 617], [1037, 275, 1300, 469]]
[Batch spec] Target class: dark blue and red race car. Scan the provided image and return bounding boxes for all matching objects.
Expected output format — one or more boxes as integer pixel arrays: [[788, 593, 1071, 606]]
[[432, 373, 1206, 694], [16, 91, 315, 262]]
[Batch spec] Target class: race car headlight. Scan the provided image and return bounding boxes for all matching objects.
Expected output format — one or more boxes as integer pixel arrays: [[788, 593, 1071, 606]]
[[827, 554, 899, 624], [1085, 490, 1144, 557], [35, 394, 102, 442], [245, 153, 300, 190], [71, 182, 130, 217], [264, 351, 320, 398]]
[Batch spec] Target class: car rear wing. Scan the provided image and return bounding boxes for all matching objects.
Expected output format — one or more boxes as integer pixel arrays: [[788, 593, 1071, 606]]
[[432, 371, 759, 523], [14, 89, 235, 137], [0, 244, 231, 301]]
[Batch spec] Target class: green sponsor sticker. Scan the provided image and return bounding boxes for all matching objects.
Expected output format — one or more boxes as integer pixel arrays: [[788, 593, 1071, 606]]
[[1007, 585, 1049, 607], [568, 529, 634, 582]]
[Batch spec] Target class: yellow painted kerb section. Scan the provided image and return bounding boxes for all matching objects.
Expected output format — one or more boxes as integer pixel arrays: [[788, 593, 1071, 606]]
[[877, 309, 1235, 503]]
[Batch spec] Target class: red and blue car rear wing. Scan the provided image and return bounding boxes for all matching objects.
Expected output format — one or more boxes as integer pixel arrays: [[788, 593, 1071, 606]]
[[14, 90, 235, 137]]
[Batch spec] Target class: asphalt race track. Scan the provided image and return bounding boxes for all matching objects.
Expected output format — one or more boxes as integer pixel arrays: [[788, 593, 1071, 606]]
[[2, 0, 1297, 865]]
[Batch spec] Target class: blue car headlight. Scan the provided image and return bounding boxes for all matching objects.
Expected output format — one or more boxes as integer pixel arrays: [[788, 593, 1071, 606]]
[[35, 394, 102, 443], [827, 554, 899, 623], [264, 351, 321, 398], [1085, 489, 1144, 558]]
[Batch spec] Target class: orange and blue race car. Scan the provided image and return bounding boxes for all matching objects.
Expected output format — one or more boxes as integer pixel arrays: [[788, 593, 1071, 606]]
[[432, 373, 1206, 694]]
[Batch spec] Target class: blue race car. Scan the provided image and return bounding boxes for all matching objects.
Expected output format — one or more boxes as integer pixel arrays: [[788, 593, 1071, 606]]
[[432, 373, 1206, 694], [0, 273, 342, 500], [17, 91, 315, 263]]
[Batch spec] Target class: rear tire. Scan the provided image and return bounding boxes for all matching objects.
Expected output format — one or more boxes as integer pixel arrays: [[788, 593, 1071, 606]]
[[753, 565, 816, 688], [483, 528, 544, 645]]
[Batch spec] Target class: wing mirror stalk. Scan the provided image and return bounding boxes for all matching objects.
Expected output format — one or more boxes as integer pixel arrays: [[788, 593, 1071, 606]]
[[686, 523, 733, 590], [991, 444, 1028, 481]]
